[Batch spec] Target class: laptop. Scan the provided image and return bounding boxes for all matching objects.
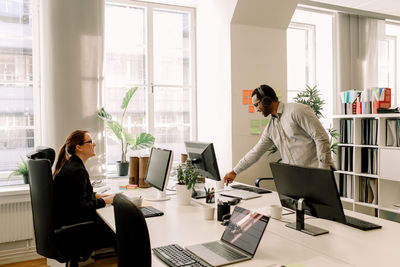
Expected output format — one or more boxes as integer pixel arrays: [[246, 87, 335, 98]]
[[220, 189, 261, 200], [186, 206, 269, 266]]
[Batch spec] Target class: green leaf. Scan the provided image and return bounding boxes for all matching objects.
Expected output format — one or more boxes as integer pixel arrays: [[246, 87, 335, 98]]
[[122, 130, 136, 146], [130, 133, 155, 150], [121, 87, 138, 109], [97, 107, 113, 121], [105, 121, 123, 140], [9, 157, 28, 177]]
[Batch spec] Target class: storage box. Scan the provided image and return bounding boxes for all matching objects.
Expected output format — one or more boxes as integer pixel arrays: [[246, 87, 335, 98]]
[[373, 88, 391, 114]]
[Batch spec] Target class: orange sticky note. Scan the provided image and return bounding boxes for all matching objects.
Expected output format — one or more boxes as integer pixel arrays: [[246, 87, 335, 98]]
[[248, 106, 255, 113], [243, 90, 252, 97], [242, 97, 248, 105]]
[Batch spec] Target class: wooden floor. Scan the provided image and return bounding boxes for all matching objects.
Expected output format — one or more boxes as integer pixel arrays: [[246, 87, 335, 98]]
[[0, 256, 118, 267]]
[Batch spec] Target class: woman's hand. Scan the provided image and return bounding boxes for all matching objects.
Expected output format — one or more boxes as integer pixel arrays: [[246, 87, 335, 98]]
[[102, 194, 115, 205], [95, 193, 111, 199], [224, 170, 237, 186]]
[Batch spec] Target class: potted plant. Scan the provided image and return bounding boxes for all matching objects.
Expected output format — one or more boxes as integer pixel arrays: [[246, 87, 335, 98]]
[[9, 157, 29, 184], [176, 161, 199, 205], [98, 87, 155, 176]]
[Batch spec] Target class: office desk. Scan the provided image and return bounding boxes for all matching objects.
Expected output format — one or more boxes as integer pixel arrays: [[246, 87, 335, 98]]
[[97, 179, 399, 267]]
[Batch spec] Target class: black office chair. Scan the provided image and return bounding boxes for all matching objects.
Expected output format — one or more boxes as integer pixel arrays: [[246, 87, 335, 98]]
[[113, 193, 152, 267], [255, 177, 274, 187], [27, 147, 97, 267]]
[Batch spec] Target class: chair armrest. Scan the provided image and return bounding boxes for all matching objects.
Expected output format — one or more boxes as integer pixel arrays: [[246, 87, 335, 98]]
[[255, 177, 273, 187], [54, 221, 96, 236]]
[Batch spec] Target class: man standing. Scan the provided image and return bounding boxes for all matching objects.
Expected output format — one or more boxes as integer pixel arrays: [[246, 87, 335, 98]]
[[224, 84, 334, 185]]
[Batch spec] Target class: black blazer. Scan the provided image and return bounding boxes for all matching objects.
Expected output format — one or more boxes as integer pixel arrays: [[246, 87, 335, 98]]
[[54, 155, 105, 227]]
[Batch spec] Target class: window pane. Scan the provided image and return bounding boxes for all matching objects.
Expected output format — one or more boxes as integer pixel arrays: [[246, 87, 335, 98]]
[[104, 86, 147, 164], [287, 28, 307, 93], [0, 0, 34, 176], [104, 4, 146, 85], [153, 86, 190, 156], [153, 9, 191, 86]]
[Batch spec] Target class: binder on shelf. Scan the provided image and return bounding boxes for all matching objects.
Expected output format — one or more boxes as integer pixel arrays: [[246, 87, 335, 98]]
[[397, 120, 400, 147]]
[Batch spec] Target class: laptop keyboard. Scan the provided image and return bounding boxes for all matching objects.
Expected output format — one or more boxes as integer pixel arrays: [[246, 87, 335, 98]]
[[203, 242, 246, 261], [345, 215, 382, 230], [231, 184, 272, 194], [140, 206, 164, 218], [153, 244, 212, 267]]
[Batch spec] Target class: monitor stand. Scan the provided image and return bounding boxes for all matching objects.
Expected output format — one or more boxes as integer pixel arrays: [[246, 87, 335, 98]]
[[285, 198, 329, 236], [144, 190, 170, 202]]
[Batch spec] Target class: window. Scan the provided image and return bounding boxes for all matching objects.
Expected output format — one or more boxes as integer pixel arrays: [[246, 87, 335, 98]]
[[379, 22, 400, 107], [0, 0, 34, 184], [287, 8, 334, 128], [104, 1, 196, 166]]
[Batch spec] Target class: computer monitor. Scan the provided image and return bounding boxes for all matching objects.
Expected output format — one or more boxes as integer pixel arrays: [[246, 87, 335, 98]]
[[270, 162, 347, 236], [144, 147, 173, 201], [184, 141, 221, 181]]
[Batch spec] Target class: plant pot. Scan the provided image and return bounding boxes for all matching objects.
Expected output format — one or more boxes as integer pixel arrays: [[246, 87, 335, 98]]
[[23, 174, 29, 185], [176, 184, 192, 205], [116, 161, 129, 176]]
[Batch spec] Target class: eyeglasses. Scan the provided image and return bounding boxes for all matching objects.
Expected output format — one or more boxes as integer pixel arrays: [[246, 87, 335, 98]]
[[82, 139, 95, 145], [253, 101, 261, 108]]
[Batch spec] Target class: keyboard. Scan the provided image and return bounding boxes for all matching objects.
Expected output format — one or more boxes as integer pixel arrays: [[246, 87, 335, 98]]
[[344, 215, 382, 230], [231, 184, 271, 194], [153, 244, 212, 267], [203, 242, 246, 261], [140, 206, 164, 218]]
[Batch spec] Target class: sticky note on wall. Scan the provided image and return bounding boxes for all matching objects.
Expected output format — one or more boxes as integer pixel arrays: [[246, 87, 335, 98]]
[[261, 119, 270, 126], [248, 106, 255, 113], [250, 119, 261, 135]]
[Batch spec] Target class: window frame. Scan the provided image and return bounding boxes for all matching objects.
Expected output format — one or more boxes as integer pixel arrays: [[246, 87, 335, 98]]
[[0, 0, 41, 183], [104, 0, 197, 168]]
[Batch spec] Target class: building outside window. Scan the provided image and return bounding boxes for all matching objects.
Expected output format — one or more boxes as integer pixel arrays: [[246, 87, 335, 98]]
[[104, 1, 196, 167], [0, 0, 34, 185], [379, 22, 400, 107], [287, 8, 334, 129]]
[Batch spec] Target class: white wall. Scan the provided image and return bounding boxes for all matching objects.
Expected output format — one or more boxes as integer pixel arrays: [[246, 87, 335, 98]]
[[39, 0, 106, 177], [196, 0, 297, 186], [196, 0, 237, 177]]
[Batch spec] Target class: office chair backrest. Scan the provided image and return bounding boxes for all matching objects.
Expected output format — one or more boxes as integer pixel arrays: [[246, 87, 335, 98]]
[[27, 147, 58, 259], [27, 146, 56, 167], [113, 193, 152, 267]]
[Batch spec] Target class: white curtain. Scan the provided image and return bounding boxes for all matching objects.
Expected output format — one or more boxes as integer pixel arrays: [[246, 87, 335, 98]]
[[39, 0, 106, 177], [336, 13, 385, 91]]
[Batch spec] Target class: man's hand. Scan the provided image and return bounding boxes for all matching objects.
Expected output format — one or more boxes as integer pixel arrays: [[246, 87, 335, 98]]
[[224, 170, 237, 186]]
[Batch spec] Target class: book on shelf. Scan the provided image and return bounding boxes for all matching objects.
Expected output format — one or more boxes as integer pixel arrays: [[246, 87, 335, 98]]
[[386, 119, 397, 146], [361, 118, 378, 145], [359, 177, 378, 204], [361, 147, 378, 174], [340, 119, 353, 144]]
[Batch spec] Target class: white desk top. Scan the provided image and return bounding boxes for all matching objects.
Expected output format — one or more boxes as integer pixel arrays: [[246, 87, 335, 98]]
[[97, 178, 399, 267]]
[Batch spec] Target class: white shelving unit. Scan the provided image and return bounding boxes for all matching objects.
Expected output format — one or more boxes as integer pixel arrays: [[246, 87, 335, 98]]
[[333, 114, 400, 222]]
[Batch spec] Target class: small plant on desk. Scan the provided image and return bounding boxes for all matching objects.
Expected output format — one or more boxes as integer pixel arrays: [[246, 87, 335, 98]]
[[176, 161, 199, 190]]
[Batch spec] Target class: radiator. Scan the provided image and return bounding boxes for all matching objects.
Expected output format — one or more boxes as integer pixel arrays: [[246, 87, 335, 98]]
[[0, 201, 34, 243]]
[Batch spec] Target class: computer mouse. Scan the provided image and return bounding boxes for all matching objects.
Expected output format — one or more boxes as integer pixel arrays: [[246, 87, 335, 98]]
[[228, 198, 241, 205]]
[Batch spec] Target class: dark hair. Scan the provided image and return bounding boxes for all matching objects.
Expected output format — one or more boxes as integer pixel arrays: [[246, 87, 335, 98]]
[[53, 130, 88, 178], [251, 84, 278, 102]]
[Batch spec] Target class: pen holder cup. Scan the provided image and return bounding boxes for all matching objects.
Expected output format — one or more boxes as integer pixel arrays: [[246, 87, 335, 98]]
[[217, 203, 230, 221], [205, 192, 215, 203]]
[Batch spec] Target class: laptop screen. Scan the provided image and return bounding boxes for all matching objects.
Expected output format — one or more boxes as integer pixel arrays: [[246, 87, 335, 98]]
[[221, 206, 269, 256]]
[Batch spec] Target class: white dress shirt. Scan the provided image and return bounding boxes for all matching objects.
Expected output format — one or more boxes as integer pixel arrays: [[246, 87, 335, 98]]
[[233, 102, 333, 174]]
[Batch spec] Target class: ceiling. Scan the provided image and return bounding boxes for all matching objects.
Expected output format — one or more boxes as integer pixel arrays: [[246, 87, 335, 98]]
[[308, 0, 400, 18]]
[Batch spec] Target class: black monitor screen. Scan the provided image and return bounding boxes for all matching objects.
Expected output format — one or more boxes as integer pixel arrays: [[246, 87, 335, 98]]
[[144, 147, 173, 191], [270, 162, 347, 224], [184, 141, 221, 181]]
